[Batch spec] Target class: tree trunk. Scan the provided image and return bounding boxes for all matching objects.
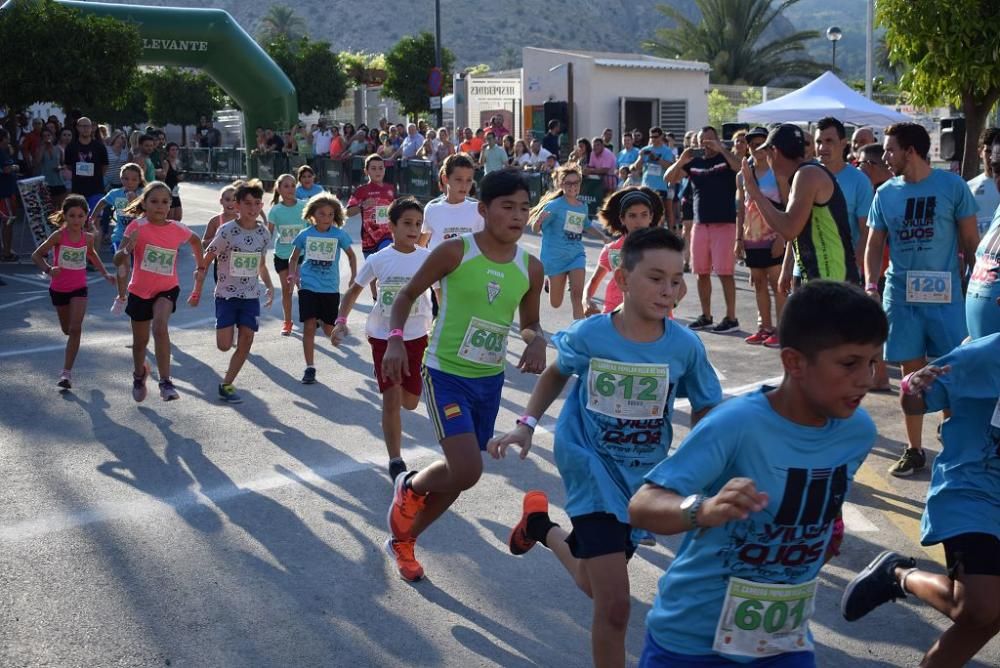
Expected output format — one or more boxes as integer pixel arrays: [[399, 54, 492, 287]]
[[961, 88, 1000, 180]]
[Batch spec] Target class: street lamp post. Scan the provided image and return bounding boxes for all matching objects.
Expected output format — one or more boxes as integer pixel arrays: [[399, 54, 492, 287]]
[[433, 0, 443, 128], [826, 26, 843, 71], [549, 62, 574, 150]]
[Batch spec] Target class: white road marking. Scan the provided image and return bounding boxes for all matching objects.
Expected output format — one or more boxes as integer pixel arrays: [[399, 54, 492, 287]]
[[0, 295, 46, 310], [1, 273, 49, 287], [842, 502, 879, 533]]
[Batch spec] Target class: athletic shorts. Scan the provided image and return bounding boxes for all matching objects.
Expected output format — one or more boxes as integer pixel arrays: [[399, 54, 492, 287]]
[[883, 300, 966, 363], [655, 188, 674, 202], [541, 251, 586, 277], [943, 532, 1000, 578], [422, 365, 503, 450], [298, 289, 340, 325], [125, 285, 180, 322], [744, 246, 783, 269], [566, 512, 636, 560], [46, 185, 67, 197], [49, 286, 88, 306], [681, 198, 693, 222], [362, 237, 392, 259], [215, 297, 260, 332], [272, 255, 301, 274], [639, 632, 816, 667], [691, 223, 737, 276], [370, 335, 427, 396]]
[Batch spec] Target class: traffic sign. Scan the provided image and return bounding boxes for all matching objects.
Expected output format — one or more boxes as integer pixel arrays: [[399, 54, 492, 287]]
[[429, 96, 442, 110], [428, 67, 444, 96]]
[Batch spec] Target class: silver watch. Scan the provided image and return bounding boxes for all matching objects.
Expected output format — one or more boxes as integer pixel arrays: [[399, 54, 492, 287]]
[[680, 494, 706, 529]]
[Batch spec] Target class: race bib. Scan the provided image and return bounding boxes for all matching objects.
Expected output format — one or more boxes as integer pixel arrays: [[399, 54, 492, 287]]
[[587, 358, 669, 419], [113, 197, 129, 213], [457, 317, 509, 367], [378, 280, 427, 318], [906, 270, 951, 304], [713, 578, 817, 659], [442, 227, 472, 240], [564, 211, 587, 235], [646, 163, 663, 178], [75, 161, 94, 177], [375, 205, 390, 226], [608, 248, 622, 270], [140, 244, 177, 276], [278, 225, 302, 244], [229, 251, 260, 278], [305, 237, 337, 262], [58, 245, 87, 271]]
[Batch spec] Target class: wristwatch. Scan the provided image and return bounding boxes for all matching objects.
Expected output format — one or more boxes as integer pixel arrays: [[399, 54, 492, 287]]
[[680, 494, 706, 530]]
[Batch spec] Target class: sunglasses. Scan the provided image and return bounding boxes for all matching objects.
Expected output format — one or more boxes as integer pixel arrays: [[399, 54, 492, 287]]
[[561, 179, 582, 186]]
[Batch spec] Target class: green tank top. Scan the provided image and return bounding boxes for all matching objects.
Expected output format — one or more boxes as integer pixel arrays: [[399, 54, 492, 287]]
[[424, 234, 531, 378]]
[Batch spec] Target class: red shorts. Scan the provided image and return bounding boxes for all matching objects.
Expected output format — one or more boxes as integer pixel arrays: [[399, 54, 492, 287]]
[[370, 335, 427, 396]]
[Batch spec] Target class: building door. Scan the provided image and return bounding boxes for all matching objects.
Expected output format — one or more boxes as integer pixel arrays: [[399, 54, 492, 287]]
[[619, 98, 659, 146]]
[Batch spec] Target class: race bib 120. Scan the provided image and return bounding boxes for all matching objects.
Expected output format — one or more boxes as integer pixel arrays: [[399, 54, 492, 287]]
[[905, 270, 951, 304], [586, 358, 669, 419]]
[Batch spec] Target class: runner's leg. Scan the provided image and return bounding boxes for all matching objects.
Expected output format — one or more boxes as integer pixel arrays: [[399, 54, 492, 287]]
[[151, 297, 174, 380], [549, 273, 568, 309], [408, 433, 482, 538], [382, 385, 404, 461], [303, 318, 317, 367], [222, 325, 254, 385], [568, 267, 586, 320], [63, 296, 87, 371], [131, 319, 151, 375], [901, 356, 927, 453]]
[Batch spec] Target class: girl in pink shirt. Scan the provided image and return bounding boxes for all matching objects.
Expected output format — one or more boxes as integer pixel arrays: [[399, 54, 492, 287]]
[[31, 195, 114, 389], [114, 182, 203, 402]]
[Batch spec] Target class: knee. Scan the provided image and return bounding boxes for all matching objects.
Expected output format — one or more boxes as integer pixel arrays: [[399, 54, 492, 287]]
[[450, 462, 482, 491], [216, 340, 229, 352], [954, 601, 1000, 631], [59, 323, 70, 336], [151, 320, 169, 339], [67, 323, 83, 337], [595, 595, 631, 631], [402, 393, 420, 411]]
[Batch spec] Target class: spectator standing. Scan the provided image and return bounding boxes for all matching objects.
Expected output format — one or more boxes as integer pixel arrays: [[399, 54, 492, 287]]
[[586, 137, 617, 193], [524, 138, 552, 168], [968, 127, 1000, 236], [633, 127, 676, 228], [616, 133, 639, 171], [601, 127, 614, 152], [486, 114, 510, 140], [542, 119, 562, 157], [570, 138, 591, 170], [398, 123, 425, 160], [64, 117, 109, 213], [105, 131, 130, 190], [458, 127, 482, 158], [20, 118, 44, 174], [0, 129, 20, 260], [479, 132, 509, 174], [312, 120, 333, 157]]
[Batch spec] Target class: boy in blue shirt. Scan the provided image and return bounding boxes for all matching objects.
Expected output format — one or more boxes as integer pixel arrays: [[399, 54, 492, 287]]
[[841, 332, 1000, 668], [628, 280, 888, 667], [489, 227, 722, 668]]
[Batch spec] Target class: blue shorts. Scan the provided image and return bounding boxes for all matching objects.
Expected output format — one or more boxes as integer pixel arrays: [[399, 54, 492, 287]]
[[422, 365, 504, 450], [639, 633, 816, 667], [541, 250, 586, 277], [966, 292, 1000, 340], [215, 297, 261, 332], [883, 300, 966, 362]]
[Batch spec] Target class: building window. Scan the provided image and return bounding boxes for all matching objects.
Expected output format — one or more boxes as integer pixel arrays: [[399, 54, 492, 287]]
[[659, 100, 688, 137]]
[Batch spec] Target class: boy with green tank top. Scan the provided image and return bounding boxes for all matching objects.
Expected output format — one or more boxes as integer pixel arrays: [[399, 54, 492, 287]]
[[380, 170, 547, 582]]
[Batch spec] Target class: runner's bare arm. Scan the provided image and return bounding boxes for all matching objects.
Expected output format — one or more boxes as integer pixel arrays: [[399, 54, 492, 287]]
[[188, 233, 205, 270], [517, 255, 547, 374], [258, 252, 274, 308], [665, 148, 695, 184], [629, 478, 769, 536], [202, 215, 221, 245], [331, 282, 366, 345], [487, 364, 571, 460], [691, 405, 711, 427], [901, 364, 951, 415], [30, 230, 61, 274], [864, 228, 887, 290], [743, 160, 826, 241], [957, 215, 980, 274], [344, 246, 357, 285]]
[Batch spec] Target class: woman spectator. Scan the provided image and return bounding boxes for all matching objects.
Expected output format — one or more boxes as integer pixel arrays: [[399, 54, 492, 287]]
[[34, 127, 66, 207], [434, 127, 455, 164], [342, 123, 356, 145], [254, 127, 267, 153], [368, 128, 381, 152], [163, 142, 184, 221], [571, 137, 592, 169], [387, 125, 402, 152], [105, 130, 130, 190], [56, 128, 74, 194], [513, 139, 532, 168], [377, 132, 395, 159], [502, 134, 515, 164], [348, 131, 368, 156]]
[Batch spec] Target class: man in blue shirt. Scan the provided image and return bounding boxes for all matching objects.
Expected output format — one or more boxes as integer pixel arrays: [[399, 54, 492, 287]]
[[617, 133, 640, 171], [633, 127, 676, 230], [864, 122, 981, 477]]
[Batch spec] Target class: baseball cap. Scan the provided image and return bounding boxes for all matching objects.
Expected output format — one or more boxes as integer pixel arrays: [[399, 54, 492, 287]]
[[760, 123, 807, 158], [746, 126, 769, 140]]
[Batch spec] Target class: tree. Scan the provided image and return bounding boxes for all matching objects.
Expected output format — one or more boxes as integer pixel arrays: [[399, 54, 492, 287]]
[[264, 37, 348, 115], [257, 4, 306, 43], [142, 68, 226, 142], [496, 46, 521, 71], [90, 73, 148, 130], [644, 0, 826, 86], [707, 89, 738, 128], [383, 32, 455, 118], [879, 0, 1000, 179]]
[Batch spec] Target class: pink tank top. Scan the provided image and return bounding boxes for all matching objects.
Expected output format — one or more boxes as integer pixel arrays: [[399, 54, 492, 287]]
[[50, 230, 89, 293]]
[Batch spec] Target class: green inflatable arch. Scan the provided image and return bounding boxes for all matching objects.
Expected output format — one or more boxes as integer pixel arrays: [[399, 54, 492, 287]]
[[59, 0, 298, 164]]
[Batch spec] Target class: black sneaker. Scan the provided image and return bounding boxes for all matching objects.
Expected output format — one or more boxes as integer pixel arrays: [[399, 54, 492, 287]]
[[689, 314, 713, 330], [888, 448, 926, 477], [711, 317, 740, 334], [388, 458, 407, 481], [301, 366, 317, 384], [158, 379, 180, 401], [218, 383, 243, 404], [841, 551, 916, 621]]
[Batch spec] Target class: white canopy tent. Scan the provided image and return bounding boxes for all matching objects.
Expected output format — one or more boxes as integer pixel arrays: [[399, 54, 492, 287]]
[[737, 71, 910, 127]]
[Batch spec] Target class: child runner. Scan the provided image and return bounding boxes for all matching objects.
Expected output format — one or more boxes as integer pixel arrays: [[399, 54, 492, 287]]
[[529, 165, 609, 320], [841, 332, 1000, 668], [626, 280, 887, 667], [295, 164, 325, 200], [267, 173, 307, 335], [192, 180, 274, 403], [31, 195, 115, 388], [90, 163, 144, 315], [489, 226, 722, 667], [331, 197, 433, 480], [381, 169, 547, 582], [202, 184, 239, 284], [287, 192, 357, 385], [346, 154, 396, 300], [116, 181, 204, 402]]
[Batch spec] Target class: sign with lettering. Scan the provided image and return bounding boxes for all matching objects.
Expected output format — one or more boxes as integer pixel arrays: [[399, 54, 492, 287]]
[[142, 38, 209, 52]]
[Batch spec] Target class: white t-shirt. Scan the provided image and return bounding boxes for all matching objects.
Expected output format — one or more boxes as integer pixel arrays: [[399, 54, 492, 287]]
[[355, 246, 433, 340], [516, 153, 533, 166], [967, 172, 1000, 235], [312, 129, 333, 155], [526, 147, 552, 166], [421, 196, 485, 250]]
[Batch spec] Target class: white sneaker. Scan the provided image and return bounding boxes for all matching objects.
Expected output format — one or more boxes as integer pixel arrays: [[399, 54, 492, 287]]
[[110, 296, 126, 315]]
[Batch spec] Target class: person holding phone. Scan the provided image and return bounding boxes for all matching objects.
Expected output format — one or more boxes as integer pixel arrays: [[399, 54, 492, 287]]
[[632, 127, 676, 229]]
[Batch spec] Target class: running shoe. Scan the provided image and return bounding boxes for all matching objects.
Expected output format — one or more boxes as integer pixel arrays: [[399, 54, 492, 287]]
[[57, 370, 72, 390], [711, 317, 740, 334], [543, 277, 550, 294], [132, 363, 150, 402], [158, 378, 180, 401], [384, 537, 424, 582], [744, 328, 772, 345], [840, 550, 915, 622], [218, 383, 243, 404], [888, 448, 926, 477], [387, 471, 426, 541], [388, 458, 407, 482], [281, 320, 293, 336], [301, 366, 317, 384], [689, 314, 713, 330], [110, 296, 126, 316], [508, 490, 549, 556], [762, 332, 781, 348]]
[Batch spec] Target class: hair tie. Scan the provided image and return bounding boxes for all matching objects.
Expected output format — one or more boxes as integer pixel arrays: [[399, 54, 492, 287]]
[[619, 190, 653, 213]]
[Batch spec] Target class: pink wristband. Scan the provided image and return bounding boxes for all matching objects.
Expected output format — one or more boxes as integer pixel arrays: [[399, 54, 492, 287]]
[[335, 316, 348, 325], [388, 328, 404, 339]]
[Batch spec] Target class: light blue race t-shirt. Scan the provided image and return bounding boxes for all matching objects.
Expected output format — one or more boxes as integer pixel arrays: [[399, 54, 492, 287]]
[[920, 333, 1000, 545], [552, 314, 721, 524], [833, 164, 874, 247], [291, 225, 353, 293], [640, 144, 675, 192], [538, 197, 593, 276], [967, 208, 1000, 340], [295, 183, 325, 200], [103, 187, 137, 246], [269, 200, 307, 260], [643, 390, 876, 661], [617, 147, 640, 169], [868, 169, 978, 306]]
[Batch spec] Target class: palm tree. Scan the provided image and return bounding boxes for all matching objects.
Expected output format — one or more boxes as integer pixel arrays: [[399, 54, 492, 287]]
[[644, 0, 827, 85], [257, 4, 306, 43]]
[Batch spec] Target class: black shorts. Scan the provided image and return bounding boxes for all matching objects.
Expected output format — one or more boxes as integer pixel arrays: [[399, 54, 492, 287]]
[[298, 289, 340, 325], [125, 286, 180, 322], [943, 532, 1000, 578], [49, 286, 88, 306], [273, 255, 302, 274], [745, 247, 784, 269], [566, 512, 636, 560], [681, 198, 693, 221]]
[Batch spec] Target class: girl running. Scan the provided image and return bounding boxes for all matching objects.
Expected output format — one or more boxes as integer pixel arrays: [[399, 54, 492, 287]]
[[202, 184, 239, 284], [267, 173, 307, 335], [90, 163, 144, 315], [31, 195, 114, 389], [529, 165, 608, 319], [295, 164, 324, 200], [116, 182, 204, 402]]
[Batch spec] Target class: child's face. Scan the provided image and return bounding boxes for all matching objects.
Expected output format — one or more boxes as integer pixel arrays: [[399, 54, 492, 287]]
[[366, 161, 385, 183], [238, 195, 263, 221], [121, 170, 141, 192], [615, 248, 684, 322], [144, 188, 172, 220], [480, 190, 530, 244], [312, 204, 335, 229], [787, 343, 880, 420], [278, 177, 296, 200], [621, 203, 653, 233], [391, 210, 423, 246], [220, 190, 237, 214], [299, 171, 315, 188], [445, 166, 474, 199], [64, 205, 87, 230]]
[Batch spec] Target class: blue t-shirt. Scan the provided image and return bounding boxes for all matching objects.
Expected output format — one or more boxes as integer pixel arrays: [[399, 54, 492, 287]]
[[617, 147, 640, 169], [920, 333, 1000, 545], [295, 183, 325, 200], [868, 169, 978, 305], [833, 164, 874, 247], [103, 187, 138, 245], [553, 314, 721, 523], [644, 390, 876, 660], [968, 207, 1000, 302], [269, 200, 307, 260], [640, 144, 675, 192], [291, 225, 353, 293], [538, 197, 592, 270]]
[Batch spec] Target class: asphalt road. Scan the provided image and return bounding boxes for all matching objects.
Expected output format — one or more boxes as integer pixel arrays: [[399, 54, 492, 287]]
[[0, 181, 996, 667]]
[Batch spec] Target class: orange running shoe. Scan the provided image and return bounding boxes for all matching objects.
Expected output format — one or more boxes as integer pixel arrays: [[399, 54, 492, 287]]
[[384, 537, 424, 582], [509, 490, 549, 556], [387, 471, 426, 540], [281, 320, 293, 336]]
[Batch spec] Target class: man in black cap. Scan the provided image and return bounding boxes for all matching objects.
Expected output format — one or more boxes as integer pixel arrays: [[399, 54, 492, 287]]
[[741, 123, 858, 288]]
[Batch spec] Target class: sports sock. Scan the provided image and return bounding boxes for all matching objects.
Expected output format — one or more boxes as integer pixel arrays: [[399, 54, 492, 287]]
[[526, 512, 558, 547]]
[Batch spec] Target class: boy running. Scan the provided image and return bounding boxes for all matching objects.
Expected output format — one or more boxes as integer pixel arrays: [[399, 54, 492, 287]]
[[347, 154, 396, 299], [381, 169, 547, 582], [489, 226, 722, 667], [629, 280, 888, 667]]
